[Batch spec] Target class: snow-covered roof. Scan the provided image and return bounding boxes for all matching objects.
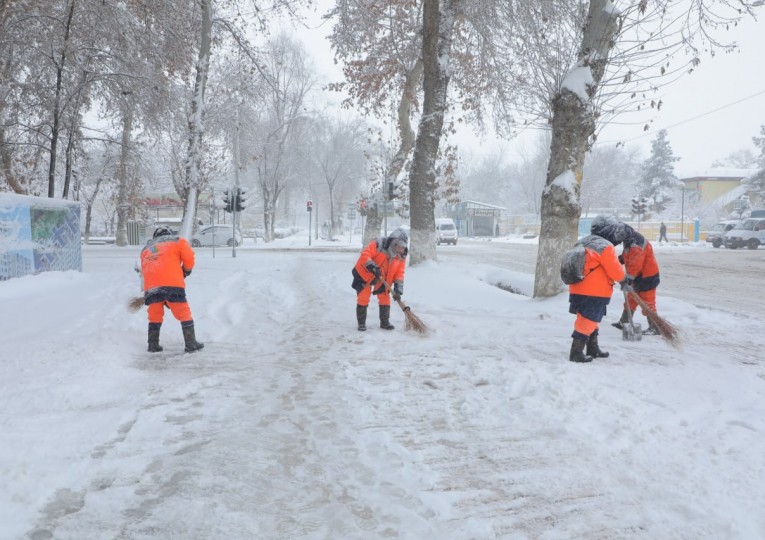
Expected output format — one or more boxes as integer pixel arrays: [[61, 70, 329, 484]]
[[459, 200, 507, 210], [680, 168, 756, 181]]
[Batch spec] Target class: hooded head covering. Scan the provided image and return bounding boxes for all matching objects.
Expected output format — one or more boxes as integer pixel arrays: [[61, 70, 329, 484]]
[[590, 215, 626, 245], [386, 227, 409, 258]]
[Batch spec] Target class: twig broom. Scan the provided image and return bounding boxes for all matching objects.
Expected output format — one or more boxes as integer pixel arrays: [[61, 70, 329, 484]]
[[128, 263, 145, 312], [128, 295, 144, 313], [628, 291, 681, 349], [380, 278, 429, 335]]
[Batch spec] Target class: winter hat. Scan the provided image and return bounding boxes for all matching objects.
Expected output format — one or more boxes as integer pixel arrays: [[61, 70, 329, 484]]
[[387, 227, 409, 257], [153, 226, 174, 239], [590, 215, 626, 245]]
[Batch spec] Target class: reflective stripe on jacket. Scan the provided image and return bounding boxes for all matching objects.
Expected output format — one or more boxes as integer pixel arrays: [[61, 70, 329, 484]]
[[568, 234, 626, 298], [140, 236, 195, 291]]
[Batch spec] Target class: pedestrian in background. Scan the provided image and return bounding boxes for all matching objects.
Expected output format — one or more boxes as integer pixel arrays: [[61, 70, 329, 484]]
[[659, 222, 668, 243]]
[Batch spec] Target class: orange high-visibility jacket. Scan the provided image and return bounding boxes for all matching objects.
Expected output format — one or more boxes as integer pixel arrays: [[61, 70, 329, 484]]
[[354, 239, 406, 290], [141, 236, 195, 291], [568, 234, 626, 298], [623, 232, 659, 282]]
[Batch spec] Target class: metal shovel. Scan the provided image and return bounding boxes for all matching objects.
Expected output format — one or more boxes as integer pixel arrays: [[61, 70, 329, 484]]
[[622, 291, 642, 341]]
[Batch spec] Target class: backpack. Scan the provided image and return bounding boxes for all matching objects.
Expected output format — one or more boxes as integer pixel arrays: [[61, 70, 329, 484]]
[[560, 244, 586, 285]]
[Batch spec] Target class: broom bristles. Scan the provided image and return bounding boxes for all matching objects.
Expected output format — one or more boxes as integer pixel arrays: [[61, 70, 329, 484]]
[[628, 291, 681, 349], [397, 299, 429, 335], [379, 277, 428, 335], [128, 295, 145, 312]]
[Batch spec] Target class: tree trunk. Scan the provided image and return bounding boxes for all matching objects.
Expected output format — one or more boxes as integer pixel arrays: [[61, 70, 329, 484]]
[[532, 0, 619, 298], [47, 0, 76, 198], [365, 59, 423, 247], [180, 0, 212, 241], [408, 0, 460, 266], [83, 177, 102, 244], [328, 185, 335, 240], [115, 107, 132, 247], [363, 211, 382, 246], [0, 41, 23, 193]]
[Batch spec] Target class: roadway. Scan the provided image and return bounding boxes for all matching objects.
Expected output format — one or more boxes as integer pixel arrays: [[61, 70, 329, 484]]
[[437, 239, 765, 318]]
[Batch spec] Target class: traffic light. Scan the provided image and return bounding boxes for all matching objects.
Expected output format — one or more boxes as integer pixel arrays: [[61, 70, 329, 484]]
[[223, 189, 233, 213], [307, 200, 313, 212], [235, 188, 248, 212], [639, 197, 648, 213], [631, 197, 640, 214], [387, 181, 400, 199]]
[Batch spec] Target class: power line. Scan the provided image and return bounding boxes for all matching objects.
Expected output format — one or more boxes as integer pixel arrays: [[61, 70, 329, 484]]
[[596, 88, 765, 146]]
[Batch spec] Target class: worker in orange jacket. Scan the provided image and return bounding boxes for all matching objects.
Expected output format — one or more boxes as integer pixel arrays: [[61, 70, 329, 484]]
[[613, 224, 661, 335], [351, 228, 408, 331], [140, 226, 204, 353], [568, 215, 631, 363]]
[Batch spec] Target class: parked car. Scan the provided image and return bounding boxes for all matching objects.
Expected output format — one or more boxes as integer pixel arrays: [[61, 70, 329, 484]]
[[191, 224, 242, 247], [435, 218, 458, 246], [705, 220, 740, 248], [723, 217, 765, 250]]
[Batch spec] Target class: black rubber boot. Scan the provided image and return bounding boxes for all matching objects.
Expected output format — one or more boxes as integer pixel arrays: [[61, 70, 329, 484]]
[[148, 323, 163, 353], [356, 305, 367, 332], [611, 309, 629, 330], [182, 322, 204, 353], [379, 305, 394, 330], [586, 329, 609, 358], [569, 338, 593, 363]]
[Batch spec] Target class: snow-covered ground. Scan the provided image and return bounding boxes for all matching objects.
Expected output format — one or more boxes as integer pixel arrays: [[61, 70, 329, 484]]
[[2, 233, 764, 539]]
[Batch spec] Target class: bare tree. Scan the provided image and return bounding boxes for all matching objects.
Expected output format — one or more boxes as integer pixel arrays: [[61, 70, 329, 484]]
[[242, 33, 315, 242], [581, 142, 641, 214], [78, 141, 116, 243], [328, 0, 424, 243], [312, 115, 368, 240]]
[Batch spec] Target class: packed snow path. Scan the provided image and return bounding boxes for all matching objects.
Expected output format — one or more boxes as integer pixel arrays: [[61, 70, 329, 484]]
[[3, 241, 765, 539]]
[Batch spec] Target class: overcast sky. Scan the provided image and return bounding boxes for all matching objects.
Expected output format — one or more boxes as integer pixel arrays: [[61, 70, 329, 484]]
[[597, 13, 765, 177], [294, 4, 764, 178]]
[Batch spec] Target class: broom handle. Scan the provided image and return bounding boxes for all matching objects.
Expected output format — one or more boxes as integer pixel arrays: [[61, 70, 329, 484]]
[[623, 291, 636, 325], [378, 277, 411, 312]]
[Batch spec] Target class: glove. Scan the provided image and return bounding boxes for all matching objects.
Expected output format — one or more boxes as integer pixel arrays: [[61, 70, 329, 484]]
[[183, 268, 192, 278], [393, 282, 403, 301], [619, 278, 633, 293], [365, 261, 381, 283]]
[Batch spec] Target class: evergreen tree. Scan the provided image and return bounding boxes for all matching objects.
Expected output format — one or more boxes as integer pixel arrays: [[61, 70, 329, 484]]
[[746, 125, 765, 201], [637, 130, 680, 213]]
